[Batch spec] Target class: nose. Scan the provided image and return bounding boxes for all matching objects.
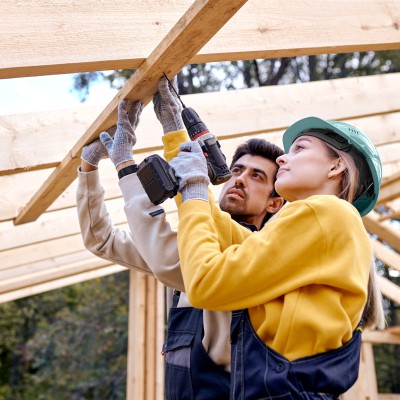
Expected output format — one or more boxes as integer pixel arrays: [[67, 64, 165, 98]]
[[234, 171, 246, 187], [276, 154, 287, 165]]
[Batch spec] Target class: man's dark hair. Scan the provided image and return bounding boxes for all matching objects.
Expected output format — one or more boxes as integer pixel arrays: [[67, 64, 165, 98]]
[[230, 138, 285, 226]]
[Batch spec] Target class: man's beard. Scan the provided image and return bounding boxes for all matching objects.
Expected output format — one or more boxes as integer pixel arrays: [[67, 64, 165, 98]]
[[219, 196, 248, 219]]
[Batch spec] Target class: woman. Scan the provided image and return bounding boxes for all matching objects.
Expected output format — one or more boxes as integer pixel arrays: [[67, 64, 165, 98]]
[[170, 116, 385, 399]]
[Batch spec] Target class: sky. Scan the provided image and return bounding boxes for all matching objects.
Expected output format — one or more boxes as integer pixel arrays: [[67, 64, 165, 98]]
[[0, 73, 117, 116]]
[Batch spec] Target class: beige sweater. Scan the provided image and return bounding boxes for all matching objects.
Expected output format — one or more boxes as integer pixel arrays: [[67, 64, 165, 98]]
[[76, 168, 232, 369]]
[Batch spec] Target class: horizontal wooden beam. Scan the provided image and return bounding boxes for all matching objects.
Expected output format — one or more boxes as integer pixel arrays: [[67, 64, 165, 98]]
[[363, 328, 400, 344], [13, 0, 248, 225], [1, 0, 400, 78], [0, 265, 126, 304], [2, 73, 400, 175]]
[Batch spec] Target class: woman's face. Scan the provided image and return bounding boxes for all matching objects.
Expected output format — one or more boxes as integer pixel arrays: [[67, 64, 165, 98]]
[[275, 135, 339, 202]]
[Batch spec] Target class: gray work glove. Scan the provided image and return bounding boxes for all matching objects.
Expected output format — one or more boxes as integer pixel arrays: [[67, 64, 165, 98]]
[[153, 76, 185, 134], [100, 100, 144, 167], [81, 129, 118, 167], [169, 141, 209, 202]]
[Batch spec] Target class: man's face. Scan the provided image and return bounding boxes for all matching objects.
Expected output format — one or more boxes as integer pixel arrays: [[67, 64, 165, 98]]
[[219, 154, 279, 229]]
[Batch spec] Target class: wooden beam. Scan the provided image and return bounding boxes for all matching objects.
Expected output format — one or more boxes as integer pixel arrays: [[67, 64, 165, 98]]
[[363, 327, 400, 344], [2, 73, 400, 175], [1, 0, 400, 78], [364, 211, 400, 253], [378, 275, 400, 304], [372, 239, 400, 274], [377, 170, 400, 204], [127, 270, 147, 399], [0, 265, 126, 304], [13, 0, 248, 225]]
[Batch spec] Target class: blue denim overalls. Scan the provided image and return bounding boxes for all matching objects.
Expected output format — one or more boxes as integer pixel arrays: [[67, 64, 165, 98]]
[[163, 290, 230, 399], [230, 309, 362, 400], [162, 222, 259, 399]]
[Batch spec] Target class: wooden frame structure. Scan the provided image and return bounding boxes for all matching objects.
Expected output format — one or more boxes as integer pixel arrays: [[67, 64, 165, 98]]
[[1, 0, 400, 398]]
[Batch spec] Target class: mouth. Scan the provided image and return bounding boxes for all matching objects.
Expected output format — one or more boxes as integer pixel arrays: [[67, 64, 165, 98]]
[[277, 168, 289, 176], [226, 187, 245, 199]]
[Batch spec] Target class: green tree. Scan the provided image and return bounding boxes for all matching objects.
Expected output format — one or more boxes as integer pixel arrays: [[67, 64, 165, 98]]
[[0, 271, 129, 399]]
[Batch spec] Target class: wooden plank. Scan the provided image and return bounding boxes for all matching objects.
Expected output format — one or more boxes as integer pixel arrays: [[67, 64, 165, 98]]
[[363, 328, 400, 344], [145, 275, 157, 400], [364, 211, 400, 253], [156, 281, 165, 400], [127, 270, 147, 400], [1, 0, 400, 78], [377, 170, 400, 204], [0, 256, 114, 294], [0, 265, 126, 304], [378, 275, 400, 304], [372, 239, 400, 274], [13, 0, 248, 225], [2, 73, 400, 175]]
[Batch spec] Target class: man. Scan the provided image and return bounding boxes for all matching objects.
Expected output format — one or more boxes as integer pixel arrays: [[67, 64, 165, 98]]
[[76, 77, 284, 399]]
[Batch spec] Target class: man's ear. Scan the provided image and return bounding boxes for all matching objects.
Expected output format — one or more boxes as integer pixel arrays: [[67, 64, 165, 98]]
[[266, 196, 285, 214], [328, 157, 347, 179]]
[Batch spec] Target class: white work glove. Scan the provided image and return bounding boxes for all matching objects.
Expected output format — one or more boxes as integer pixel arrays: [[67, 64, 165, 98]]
[[153, 76, 185, 134], [169, 141, 210, 202], [100, 100, 144, 167]]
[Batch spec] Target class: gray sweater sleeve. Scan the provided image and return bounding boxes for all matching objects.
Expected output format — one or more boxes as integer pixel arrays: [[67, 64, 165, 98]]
[[76, 168, 184, 290], [119, 173, 185, 291], [76, 168, 152, 274]]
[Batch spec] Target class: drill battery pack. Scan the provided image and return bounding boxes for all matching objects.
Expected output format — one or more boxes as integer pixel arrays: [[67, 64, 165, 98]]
[[137, 154, 179, 205]]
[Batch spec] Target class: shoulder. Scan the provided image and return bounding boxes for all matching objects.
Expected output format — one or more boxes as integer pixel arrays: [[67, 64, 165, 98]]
[[277, 195, 363, 231], [283, 195, 358, 217]]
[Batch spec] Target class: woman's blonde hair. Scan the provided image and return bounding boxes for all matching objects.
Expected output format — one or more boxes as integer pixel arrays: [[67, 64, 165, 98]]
[[324, 142, 386, 330]]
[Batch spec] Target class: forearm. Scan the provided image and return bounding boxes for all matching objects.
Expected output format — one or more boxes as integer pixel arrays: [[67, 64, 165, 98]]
[[76, 168, 152, 273], [119, 173, 185, 291]]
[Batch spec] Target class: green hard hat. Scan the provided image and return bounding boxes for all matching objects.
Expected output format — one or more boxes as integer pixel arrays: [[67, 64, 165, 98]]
[[282, 117, 382, 216]]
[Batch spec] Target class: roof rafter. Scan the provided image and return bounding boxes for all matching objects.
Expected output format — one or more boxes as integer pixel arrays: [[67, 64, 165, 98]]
[[13, 0, 248, 225], [2, 0, 400, 78]]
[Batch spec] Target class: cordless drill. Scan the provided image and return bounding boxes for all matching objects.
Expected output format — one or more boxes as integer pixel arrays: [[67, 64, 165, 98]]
[[137, 76, 232, 205]]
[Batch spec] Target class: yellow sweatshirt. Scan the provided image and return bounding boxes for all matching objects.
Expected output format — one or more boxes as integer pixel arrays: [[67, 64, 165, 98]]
[[177, 195, 371, 361], [162, 130, 252, 249]]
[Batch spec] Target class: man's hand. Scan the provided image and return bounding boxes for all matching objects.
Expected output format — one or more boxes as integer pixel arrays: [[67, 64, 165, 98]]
[[100, 100, 144, 169], [169, 141, 209, 202], [153, 76, 185, 134], [81, 136, 110, 169]]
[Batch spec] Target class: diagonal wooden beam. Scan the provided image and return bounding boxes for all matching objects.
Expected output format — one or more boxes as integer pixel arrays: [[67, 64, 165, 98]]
[[364, 210, 400, 253], [378, 275, 400, 304], [372, 238, 400, 274], [13, 0, 248, 225], [377, 171, 400, 205]]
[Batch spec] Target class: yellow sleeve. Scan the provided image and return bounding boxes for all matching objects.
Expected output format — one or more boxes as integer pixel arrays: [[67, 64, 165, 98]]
[[177, 197, 370, 311], [162, 130, 251, 248]]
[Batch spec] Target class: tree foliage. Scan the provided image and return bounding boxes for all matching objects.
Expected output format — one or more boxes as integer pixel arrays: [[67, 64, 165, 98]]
[[73, 51, 400, 100], [0, 272, 129, 399]]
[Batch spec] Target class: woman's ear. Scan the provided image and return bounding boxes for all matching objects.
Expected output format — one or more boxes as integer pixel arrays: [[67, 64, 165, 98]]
[[328, 157, 347, 179]]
